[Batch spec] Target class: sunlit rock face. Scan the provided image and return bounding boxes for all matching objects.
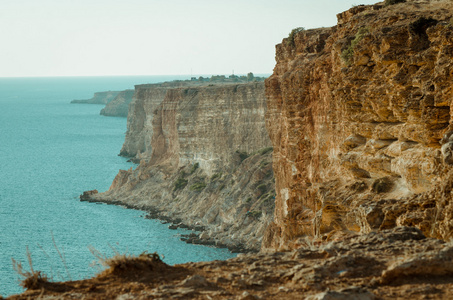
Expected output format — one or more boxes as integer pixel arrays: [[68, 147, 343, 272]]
[[149, 83, 271, 176], [93, 82, 275, 252], [264, 0, 453, 251]]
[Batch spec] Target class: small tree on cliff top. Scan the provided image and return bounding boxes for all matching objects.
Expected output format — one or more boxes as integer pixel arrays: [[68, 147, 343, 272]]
[[287, 27, 305, 47]]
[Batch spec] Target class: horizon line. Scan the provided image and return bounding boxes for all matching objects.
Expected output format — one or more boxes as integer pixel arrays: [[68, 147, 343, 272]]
[[0, 72, 272, 79]]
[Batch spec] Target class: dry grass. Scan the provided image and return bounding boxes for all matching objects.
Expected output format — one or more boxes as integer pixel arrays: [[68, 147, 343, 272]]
[[11, 246, 49, 290], [89, 246, 166, 278]]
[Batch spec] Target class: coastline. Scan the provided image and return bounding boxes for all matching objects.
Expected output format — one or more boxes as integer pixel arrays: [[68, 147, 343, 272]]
[[80, 192, 252, 253]]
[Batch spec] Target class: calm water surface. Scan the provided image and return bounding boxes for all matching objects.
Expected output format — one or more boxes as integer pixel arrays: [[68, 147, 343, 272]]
[[0, 76, 236, 297]]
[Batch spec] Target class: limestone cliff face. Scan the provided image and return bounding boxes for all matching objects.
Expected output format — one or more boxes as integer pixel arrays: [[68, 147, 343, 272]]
[[119, 81, 200, 160], [71, 91, 120, 104], [100, 89, 134, 117], [264, 0, 453, 250], [93, 82, 274, 252], [149, 84, 271, 176], [118, 84, 169, 159]]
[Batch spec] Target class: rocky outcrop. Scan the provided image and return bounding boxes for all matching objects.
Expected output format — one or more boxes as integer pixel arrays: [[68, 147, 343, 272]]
[[264, 0, 453, 250], [11, 227, 453, 299], [71, 91, 120, 104], [88, 82, 274, 252], [100, 89, 135, 117]]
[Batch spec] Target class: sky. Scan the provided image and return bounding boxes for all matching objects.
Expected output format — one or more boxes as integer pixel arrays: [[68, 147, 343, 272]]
[[0, 0, 379, 77]]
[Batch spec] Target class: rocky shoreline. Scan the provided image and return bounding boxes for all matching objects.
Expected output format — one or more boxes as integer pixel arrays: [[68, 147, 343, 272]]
[[80, 190, 252, 253]]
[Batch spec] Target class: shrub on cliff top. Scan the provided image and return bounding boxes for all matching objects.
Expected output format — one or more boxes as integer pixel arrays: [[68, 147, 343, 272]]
[[341, 27, 369, 65], [384, 0, 406, 6], [287, 27, 305, 47]]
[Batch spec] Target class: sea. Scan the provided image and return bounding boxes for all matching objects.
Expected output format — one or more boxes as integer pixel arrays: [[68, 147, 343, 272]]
[[0, 76, 236, 297]]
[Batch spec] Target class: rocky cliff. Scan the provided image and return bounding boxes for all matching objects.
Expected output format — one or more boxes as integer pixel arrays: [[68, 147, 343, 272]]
[[264, 0, 453, 250], [89, 82, 274, 252], [100, 89, 135, 117], [70, 91, 120, 104]]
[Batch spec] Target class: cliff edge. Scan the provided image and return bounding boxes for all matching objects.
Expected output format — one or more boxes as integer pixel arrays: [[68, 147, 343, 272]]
[[264, 0, 453, 250], [88, 82, 274, 252]]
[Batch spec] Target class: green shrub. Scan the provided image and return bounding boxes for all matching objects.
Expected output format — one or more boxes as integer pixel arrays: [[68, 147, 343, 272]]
[[287, 27, 305, 47], [174, 177, 188, 191], [246, 210, 262, 220], [190, 181, 206, 191], [236, 150, 249, 162], [190, 163, 199, 174], [384, 0, 406, 6], [211, 173, 222, 182], [341, 27, 369, 65]]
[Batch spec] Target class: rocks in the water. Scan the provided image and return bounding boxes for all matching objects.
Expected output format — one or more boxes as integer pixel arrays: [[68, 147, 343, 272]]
[[79, 190, 98, 201]]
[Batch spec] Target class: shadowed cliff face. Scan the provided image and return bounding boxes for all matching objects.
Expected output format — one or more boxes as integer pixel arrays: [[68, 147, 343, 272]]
[[119, 85, 169, 159], [93, 82, 274, 252], [100, 89, 135, 117], [264, 0, 453, 250]]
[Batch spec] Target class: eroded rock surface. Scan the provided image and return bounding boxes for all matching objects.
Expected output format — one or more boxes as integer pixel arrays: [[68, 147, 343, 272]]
[[9, 227, 453, 299], [264, 0, 453, 250]]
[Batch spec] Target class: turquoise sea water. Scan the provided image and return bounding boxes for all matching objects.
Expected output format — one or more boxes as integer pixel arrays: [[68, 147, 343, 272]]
[[0, 76, 236, 297]]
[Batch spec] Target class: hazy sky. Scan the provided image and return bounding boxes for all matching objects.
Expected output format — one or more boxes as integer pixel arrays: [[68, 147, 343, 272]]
[[1, 0, 379, 77]]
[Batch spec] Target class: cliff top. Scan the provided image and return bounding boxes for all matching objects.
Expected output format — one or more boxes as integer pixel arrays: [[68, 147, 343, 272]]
[[136, 73, 267, 89], [8, 227, 453, 299]]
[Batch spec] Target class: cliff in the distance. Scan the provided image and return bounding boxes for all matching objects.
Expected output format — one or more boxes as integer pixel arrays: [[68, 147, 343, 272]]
[[100, 89, 135, 117], [71, 91, 120, 104], [264, 0, 453, 250], [89, 82, 274, 252]]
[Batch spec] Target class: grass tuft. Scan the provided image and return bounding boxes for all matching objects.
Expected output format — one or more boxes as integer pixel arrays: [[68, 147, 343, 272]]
[[12, 246, 49, 290], [89, 246, 165, 277]]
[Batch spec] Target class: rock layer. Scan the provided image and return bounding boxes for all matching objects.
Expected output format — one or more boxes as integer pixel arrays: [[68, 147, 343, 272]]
[[90, 82, 274, 252], [264, 0, 453, 250]]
